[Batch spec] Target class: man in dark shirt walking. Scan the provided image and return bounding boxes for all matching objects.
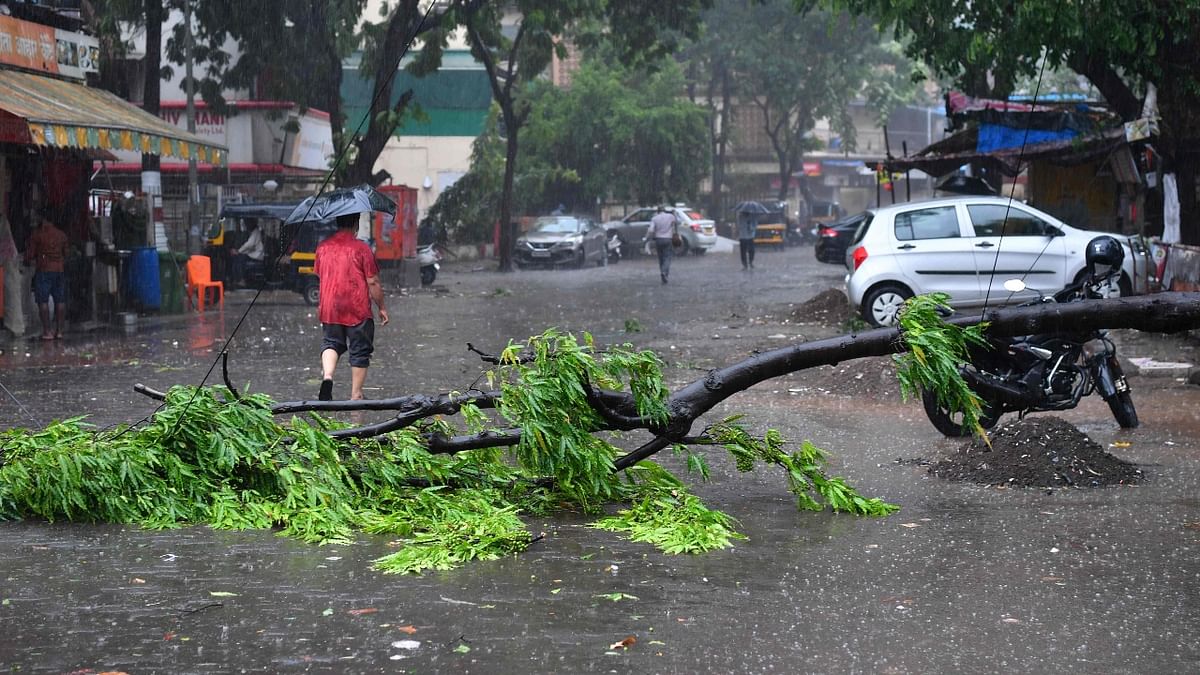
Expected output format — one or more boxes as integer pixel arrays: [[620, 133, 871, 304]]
[[314, 213, 389, 401]]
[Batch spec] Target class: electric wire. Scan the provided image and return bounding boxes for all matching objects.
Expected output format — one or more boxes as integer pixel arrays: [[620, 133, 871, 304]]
[[112, 2, 446, 441], [981, 55, 1051, 311]]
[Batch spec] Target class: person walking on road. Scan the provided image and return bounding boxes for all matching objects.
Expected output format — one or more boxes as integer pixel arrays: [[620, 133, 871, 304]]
[[24, 213, 68, 340], [314, 212, 389, 401], [643, 205, 678, 284], [736, 210, 758, 270]]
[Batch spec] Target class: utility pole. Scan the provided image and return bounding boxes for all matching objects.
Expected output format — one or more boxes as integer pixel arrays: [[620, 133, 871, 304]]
[[184, 0, 199, 254]]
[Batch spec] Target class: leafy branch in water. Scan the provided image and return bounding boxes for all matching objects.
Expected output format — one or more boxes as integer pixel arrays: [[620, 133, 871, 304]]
[[0, 330, 897, 574], [894, 293, 990, 439], [708, 416, 899, 516]]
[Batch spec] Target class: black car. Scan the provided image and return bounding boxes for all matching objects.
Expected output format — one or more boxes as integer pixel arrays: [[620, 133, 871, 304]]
[[814, 212, 869, 265]]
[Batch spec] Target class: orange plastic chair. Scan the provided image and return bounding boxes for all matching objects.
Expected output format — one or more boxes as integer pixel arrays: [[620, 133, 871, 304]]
[[186, 255, 224, 311]]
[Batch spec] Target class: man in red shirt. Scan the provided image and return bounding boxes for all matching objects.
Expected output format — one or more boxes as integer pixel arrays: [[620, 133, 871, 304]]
[[24, 212, 69, 340], [314, 212, 389, 400]]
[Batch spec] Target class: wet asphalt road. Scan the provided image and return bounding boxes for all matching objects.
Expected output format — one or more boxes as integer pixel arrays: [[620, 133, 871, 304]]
[[1, 245, 1199, 673]]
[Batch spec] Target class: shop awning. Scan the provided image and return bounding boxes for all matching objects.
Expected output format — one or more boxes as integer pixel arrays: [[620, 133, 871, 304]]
[[0, 69, 226, 165]]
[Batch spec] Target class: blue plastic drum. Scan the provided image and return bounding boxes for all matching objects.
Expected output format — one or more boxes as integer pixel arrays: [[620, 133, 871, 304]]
[[127, 246, 161, 310]]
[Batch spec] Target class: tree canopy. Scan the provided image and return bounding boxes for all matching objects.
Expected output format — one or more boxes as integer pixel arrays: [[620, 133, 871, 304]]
[[830, 0, 1200, 243], [423, 58, 710, 241]]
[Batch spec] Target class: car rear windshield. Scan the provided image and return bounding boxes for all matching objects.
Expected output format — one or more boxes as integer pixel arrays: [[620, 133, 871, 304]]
[[850, 213, 874, 245]]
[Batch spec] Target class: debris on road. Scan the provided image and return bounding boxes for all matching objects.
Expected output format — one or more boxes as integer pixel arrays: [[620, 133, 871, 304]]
[[928, 416, 1143, 488]]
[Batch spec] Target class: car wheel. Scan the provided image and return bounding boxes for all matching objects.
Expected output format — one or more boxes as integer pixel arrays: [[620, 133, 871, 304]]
[[692, 247, 707, 256], [675, 238, 690, 256], [861, 284, 912, 327], [303, 282, 320, 306], [574, 249, 586, 268]]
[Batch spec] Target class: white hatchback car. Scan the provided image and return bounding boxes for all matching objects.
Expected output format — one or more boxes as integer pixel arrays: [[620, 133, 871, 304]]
[[845, 196, 1147, 327]]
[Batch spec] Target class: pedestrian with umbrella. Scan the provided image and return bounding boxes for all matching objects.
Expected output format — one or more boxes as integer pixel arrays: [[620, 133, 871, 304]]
[[733, 201, 768, 270], [289, 185, 396, 401]]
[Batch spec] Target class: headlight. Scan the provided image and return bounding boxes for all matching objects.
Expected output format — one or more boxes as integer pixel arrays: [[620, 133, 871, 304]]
[[554, 237, 580, 249]]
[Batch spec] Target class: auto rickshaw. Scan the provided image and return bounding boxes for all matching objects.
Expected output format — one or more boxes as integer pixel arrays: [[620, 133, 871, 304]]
[[213, 203, 297, 288], [280, 218, 338, 305], [215, 203, 337, 304]]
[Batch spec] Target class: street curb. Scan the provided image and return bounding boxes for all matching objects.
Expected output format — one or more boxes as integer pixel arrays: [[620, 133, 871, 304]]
[[1120, 355, 1196, 378]]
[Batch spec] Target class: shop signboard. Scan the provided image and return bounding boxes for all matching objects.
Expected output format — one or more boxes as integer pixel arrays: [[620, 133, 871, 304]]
[[0, 16, 98, 80], [0, 15, 56, 73], [282, 110, 334, 171], [54, 28, 100, 80]]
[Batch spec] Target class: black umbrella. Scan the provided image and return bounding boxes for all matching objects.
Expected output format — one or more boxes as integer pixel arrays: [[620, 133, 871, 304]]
[[731, 200, 770, 214], [934, 174, 997, 196], [285, 184, 398, 225]]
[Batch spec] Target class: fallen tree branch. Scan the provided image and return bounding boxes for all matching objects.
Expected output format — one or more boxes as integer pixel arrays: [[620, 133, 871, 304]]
[[136, 293, 1200, 468], [271, 390, 500, 415]]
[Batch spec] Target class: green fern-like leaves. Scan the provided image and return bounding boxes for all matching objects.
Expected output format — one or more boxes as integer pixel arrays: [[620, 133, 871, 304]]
[[709, 417, 899, 516], [894, 293, 991, 439]]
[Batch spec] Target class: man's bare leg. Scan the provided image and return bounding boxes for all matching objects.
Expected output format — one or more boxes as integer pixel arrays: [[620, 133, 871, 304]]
[[54, 303, 65, 337], [350, 366, 368, 400], [37, 303, 52, 339], [318, 348, 339, 400], [321, 348, 340, 379]]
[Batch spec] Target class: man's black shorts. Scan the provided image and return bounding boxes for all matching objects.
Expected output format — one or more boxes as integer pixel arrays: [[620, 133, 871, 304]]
[[322, 319, 375, 368]]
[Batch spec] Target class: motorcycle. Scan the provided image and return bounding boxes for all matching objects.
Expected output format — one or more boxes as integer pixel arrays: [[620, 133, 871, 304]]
[[922, 273, 1138, 437], [606, 231, 622, 264], [417, 244, 443, 286]]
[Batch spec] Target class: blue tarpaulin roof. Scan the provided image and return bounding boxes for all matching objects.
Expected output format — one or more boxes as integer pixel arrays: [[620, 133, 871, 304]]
[[977, 124, 1079, 153]]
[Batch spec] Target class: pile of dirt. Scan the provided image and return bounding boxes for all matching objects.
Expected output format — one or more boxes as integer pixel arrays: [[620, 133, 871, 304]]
[[928, 416, 1142, 488], [791, 288, 853, 326]]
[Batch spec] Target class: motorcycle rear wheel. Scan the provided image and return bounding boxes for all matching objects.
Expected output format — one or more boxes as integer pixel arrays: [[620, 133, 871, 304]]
[[922, 389, 1000, 437]]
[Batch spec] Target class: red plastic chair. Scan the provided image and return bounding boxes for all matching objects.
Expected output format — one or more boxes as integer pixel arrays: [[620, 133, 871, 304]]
[[186, 255, 224, 311]]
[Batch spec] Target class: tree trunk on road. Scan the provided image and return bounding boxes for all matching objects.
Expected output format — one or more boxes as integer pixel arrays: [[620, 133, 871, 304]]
[[250, 293, 1200, 461]]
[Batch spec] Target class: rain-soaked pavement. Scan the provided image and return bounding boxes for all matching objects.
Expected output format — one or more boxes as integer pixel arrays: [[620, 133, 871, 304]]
[[1, 244, 1199, 673]]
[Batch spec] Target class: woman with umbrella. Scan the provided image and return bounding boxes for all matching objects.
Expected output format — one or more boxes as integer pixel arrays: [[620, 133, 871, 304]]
[[733, 201, 768, 270]]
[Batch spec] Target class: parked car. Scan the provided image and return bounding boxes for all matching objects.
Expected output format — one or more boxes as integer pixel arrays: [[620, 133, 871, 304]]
[[514, 215, 609, 269], [845, 196, 1149, 327], [806, 200, 847, 238], [814, 211, 868, 264], [603, 206, 717, 257]]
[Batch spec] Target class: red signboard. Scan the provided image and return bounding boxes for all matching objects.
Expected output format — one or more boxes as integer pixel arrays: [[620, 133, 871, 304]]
[[0, 16, 57, 74]]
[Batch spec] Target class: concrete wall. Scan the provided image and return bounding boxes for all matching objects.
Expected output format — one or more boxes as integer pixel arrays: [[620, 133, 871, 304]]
[[373, 136, 475, 222]]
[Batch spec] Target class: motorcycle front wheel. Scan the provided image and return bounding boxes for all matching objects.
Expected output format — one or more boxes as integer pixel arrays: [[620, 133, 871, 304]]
[[921, 389, 1000, 437], [1103, 357, 1139, 428]]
